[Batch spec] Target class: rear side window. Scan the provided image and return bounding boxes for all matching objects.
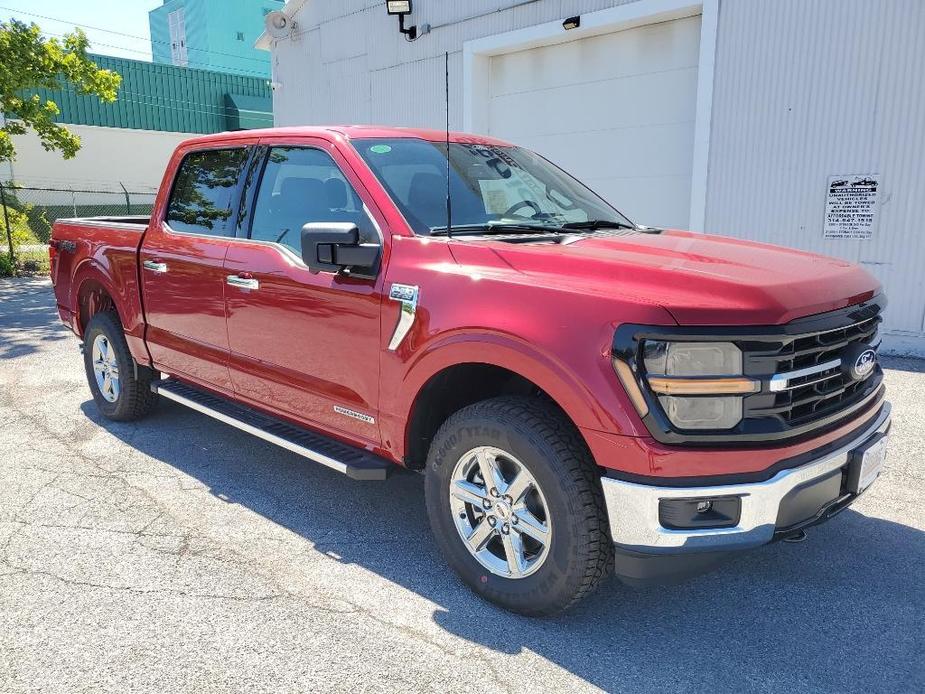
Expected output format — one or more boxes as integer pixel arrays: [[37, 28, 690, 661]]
[[166, 148, 249, 236]]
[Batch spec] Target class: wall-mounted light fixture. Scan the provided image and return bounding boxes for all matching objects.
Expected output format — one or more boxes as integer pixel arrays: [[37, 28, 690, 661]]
[[563, 15, 581, 30], [387, 0, 417, 41]]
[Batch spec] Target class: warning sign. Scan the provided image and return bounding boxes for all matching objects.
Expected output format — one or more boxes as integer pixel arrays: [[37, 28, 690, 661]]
[[824, 174, 879, 240]]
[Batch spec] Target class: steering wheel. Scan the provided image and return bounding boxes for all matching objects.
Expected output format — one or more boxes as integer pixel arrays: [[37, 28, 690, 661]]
[[502, 200, 543, 219]]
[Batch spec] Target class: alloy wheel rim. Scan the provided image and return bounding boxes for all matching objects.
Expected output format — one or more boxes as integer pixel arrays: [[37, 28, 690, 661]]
[[91, 334, 121, 403], [449, 446, 552, 579]]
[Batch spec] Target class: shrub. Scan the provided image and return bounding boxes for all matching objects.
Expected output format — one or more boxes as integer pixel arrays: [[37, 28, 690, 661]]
[[1, 187, 45, 244], [0, 204, 33, 247], [25, 206, 51, 243], [8, 248, 49, 276]]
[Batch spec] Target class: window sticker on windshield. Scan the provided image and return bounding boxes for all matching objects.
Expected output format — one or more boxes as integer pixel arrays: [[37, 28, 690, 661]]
[[478, 180, 512, 215], [462, 144, 521, 171], [369, 144, 392, 154]]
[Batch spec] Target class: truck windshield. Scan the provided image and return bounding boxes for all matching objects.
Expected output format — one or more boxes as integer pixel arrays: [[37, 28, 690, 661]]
[[354, 138, 634, 235]]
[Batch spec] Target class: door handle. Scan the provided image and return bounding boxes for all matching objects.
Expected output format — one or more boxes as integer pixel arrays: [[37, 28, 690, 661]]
[[226, 273, 259, 290], [143, 260, 168, 273]]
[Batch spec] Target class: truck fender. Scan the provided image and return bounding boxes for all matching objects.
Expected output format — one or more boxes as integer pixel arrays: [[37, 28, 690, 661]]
[[388, 331, 643, 461], [70, 258, 149, 365]]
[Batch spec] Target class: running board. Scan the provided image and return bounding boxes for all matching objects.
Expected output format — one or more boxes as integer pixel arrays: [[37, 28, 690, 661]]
[[152, 379, 393, 481]]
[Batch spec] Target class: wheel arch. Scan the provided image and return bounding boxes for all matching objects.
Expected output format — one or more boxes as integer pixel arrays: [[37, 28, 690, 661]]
[[70, 259, 149, 365], [74, 275, 119, 337], [395, 335, 617, 470]]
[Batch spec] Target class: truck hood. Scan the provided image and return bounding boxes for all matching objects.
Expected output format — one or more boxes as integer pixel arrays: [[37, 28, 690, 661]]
[[466, 230, 881, 325]]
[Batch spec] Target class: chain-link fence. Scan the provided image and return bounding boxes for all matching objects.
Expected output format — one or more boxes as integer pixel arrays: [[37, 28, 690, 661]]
[[1, 183, 158, 259]]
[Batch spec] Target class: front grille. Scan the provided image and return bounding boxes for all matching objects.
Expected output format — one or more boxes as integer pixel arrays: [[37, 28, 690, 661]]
[[743, 308, 882, 429], [613, 295, 887, 445]]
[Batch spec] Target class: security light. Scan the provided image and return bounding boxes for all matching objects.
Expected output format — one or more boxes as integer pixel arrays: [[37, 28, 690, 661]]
[[563, 16, 581, 30], [386, 1, 417, 40], [387, 1, 412, 15]]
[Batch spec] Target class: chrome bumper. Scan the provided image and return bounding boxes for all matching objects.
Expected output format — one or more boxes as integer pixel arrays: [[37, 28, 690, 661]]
[[600, 403, 891, 554]]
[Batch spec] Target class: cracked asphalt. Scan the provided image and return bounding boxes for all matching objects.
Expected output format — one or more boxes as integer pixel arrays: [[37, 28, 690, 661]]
[[1, 277, 922, 693]]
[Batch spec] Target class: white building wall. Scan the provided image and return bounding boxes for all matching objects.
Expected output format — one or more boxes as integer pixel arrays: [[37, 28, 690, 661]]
[[7, 124, 199, 193], [705, 0, 925, 354], [266, 0, 925, 354], [268, 0, 640, 131]]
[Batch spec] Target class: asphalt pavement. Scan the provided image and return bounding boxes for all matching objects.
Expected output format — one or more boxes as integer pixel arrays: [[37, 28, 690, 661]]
[[1, 277, 922, 693]]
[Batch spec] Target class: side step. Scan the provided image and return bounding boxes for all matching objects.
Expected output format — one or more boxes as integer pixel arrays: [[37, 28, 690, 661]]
[[152, 379, 393, 481]]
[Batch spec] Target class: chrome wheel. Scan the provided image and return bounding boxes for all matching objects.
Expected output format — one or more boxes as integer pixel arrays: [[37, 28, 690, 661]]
[[449, 446, 551, 579], [91, 334, 121, 403]]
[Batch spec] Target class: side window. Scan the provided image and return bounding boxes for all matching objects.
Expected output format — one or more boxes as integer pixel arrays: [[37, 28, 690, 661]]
[[166, 148, 249, 236], [249, 147, 376, 254]]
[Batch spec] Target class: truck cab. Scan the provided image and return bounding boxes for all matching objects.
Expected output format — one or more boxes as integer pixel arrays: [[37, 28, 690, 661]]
[[50, 126, 890, 615]]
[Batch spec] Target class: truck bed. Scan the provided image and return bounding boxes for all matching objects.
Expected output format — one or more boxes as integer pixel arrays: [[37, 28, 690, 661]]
[[50, 216, 150, 362]]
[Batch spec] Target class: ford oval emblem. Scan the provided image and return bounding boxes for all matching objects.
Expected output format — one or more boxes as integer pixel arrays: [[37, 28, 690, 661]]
[[850, 349, 877, 381]]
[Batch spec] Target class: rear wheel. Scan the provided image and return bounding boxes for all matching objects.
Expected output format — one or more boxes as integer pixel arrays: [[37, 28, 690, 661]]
[[425, 396, 613, 616], [83, 312, 159, 421]]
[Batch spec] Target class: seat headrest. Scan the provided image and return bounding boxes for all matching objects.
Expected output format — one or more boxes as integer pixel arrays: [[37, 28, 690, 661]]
[[280, 177, 324, 200], [324, 178, 349, 209]]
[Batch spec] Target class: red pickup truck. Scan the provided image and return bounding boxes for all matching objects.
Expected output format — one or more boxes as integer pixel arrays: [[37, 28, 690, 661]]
[[50, 126, 890, 616]]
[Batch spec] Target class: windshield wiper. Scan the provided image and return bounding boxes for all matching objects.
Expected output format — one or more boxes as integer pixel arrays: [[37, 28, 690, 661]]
[[560, 220, 637, 231], [430, 221, 561, 236]]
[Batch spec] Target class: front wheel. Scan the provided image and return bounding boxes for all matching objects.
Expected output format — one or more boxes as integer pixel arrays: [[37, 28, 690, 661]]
[[425, 396, 613, 616]]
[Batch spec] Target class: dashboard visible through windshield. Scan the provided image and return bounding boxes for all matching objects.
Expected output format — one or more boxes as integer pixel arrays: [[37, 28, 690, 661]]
[[353, 138, 634, 236]]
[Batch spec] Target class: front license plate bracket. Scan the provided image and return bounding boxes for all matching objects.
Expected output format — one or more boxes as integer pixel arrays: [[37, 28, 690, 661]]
[[846, 433, 888, 494]]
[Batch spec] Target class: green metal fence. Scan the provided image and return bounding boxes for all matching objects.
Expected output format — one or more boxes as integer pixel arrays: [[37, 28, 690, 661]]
[[0, 183, 157, 260]]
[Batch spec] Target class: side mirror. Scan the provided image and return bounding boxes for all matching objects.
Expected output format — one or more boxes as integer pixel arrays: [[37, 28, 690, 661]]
[[300, 222, 380, 278]]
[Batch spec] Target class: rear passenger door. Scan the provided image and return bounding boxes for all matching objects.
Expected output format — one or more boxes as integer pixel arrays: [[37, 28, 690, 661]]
[[141, 145, 252, 391], [223, 141, 385, 447]]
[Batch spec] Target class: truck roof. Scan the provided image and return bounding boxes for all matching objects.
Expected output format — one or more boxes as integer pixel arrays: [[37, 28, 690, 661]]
[[179, 125, 514, 148]]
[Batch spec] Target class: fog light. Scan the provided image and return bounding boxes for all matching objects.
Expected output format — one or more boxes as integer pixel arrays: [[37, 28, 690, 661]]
[[659, 496, 741, 530]]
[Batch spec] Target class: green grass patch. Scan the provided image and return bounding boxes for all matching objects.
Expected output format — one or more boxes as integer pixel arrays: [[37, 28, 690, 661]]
[[16, 248, 49, 276]]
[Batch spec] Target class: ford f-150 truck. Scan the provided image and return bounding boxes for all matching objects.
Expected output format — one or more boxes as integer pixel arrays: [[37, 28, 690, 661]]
[[50, 126, 890, 616]]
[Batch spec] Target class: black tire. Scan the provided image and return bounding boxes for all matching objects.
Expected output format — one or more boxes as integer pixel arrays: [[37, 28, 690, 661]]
[[424, 396, 614, 616], [83, 311, 159, 421]]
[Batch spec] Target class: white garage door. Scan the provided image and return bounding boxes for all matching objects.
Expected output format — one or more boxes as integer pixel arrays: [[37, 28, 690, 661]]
[[487, 14, 701, 229]]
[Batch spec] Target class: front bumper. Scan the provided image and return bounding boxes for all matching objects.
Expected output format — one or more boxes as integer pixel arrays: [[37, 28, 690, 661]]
[[600, 402, 891, 555]]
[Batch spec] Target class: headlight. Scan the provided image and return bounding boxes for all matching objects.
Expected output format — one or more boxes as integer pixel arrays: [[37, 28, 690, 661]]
[[625, 341, 758, 430], [643, 341, 742, 377], [659, 393, 745, 430]]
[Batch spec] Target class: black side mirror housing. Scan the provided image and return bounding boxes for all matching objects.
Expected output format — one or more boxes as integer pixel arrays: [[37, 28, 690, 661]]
[[300, 222, 380, 278]]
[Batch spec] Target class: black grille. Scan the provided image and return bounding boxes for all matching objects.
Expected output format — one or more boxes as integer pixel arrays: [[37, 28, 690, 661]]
[[743, 310, 882, 429]]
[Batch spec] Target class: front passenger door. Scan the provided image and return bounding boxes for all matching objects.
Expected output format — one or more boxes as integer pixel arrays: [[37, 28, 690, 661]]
[[223, 143, 385, 447]]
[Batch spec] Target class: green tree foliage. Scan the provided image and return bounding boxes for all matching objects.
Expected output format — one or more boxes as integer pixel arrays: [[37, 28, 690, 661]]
[[0, 201, 33, 247], [0, 19, 121, 164]]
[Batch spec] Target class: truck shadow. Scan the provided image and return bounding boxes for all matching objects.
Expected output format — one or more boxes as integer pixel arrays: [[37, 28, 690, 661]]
[[83, 398, 923, 693], [0, 278, 71, 359]]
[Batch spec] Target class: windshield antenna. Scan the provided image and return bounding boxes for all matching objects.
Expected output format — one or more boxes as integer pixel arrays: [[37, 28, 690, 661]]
[[444, 50, 453, 239]]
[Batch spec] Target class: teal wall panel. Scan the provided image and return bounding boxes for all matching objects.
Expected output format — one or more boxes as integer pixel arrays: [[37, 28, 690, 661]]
[[25, 54, 272, 134]]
